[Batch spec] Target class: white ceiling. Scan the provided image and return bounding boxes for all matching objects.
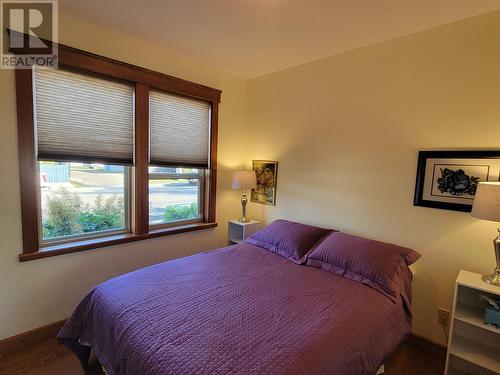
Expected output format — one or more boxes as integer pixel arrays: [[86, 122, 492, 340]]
[[59, 0, 500, 78]]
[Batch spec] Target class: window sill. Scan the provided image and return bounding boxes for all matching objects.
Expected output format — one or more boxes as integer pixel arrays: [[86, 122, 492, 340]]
[[18, 222, 217, 262]]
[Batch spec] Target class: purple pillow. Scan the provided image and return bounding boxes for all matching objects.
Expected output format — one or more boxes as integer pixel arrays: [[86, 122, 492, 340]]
[[245, 219, 332, 264], [306, 232, 421, 302]]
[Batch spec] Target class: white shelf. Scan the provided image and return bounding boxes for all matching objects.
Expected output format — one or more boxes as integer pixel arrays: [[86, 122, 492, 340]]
[[228, 219, 261, 226], [445, 270, 500, 375], [227, 220, 263, 245], [455, 303, 500, 334], [449, 354, 498, 375], [457, 270, 500, 295], [450, 336, 500, 373]]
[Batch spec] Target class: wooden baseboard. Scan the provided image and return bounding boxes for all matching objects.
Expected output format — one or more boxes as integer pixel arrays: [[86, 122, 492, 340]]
[[0, 319, 66, 358], [406, 333, 447, 359]]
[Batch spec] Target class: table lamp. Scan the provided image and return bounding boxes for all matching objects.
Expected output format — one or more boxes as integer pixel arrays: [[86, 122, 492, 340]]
[[232, 170, 257, 223], [471, 182, 500, 287]]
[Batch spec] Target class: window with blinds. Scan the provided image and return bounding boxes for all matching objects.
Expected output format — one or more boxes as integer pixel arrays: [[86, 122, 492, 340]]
[[33, 67, 135, 165], [149, 90, 211, 168], [15, 45, 220, 258]]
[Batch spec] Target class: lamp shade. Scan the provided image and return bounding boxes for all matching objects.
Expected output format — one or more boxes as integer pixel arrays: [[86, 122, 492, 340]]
[[232, 170, 257, 190], [471, 182, 500, 222]]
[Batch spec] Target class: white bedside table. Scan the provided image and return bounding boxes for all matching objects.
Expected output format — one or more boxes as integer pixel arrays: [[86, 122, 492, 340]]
[[445, 270, 500, 375], [228, 219, 263, 245]]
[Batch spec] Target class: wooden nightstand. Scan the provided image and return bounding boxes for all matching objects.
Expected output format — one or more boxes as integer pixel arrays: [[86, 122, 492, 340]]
[[228, 219, 263, 245], [445, 270, 500, 375]]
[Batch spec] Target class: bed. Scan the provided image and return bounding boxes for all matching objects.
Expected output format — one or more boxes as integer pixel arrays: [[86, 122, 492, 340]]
[[59, 220, 420, 375]]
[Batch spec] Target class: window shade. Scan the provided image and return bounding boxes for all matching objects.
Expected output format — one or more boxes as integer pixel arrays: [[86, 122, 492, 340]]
[[34, 67, 134, 165], [149, 90, 210, 168]]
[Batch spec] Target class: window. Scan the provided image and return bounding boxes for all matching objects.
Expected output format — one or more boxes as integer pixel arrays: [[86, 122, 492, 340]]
[[149, 167, 203, 226], [14, 41, 220, 261], [148, 89, 211, 228], [33, 67, 134, 244], [40, 162, 129, 242]]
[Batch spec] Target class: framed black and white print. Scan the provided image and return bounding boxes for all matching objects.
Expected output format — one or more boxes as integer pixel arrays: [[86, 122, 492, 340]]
[[413, 151, 500, 212]]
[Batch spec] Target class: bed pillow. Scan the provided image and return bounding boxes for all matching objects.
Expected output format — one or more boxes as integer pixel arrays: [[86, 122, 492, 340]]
[[306, 232, 421, 302], [245, 219, 332, 264]]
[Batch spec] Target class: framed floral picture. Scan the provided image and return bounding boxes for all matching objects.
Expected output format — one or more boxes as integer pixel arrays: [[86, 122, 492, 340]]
[[413, 151, 500, 212], [251, 160, 278, 205]]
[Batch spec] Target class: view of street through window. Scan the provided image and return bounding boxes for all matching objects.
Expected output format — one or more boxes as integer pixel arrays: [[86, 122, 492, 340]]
[[40, 163, 199, 240]]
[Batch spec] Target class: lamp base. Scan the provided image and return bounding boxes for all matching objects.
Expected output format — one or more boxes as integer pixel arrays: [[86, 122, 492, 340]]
[[239, 191, 249, 223], [482, 269, 500, 287], [482, 230, 500, 287]]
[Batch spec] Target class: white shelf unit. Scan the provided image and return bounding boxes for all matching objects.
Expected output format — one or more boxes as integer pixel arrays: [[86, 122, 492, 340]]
[[445, 270, 500, 375], [228, 219, 263, 245]]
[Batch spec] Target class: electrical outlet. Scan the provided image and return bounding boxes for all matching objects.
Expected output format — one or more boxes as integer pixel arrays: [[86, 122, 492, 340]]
[[438, 308, 450, 325]]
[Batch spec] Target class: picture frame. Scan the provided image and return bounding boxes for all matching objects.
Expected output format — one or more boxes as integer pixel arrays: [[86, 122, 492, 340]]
[[251, 160, 278, 206], [413, 150, 500, 212]]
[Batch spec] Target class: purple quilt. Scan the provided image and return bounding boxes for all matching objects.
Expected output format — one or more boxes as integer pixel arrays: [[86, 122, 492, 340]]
[[59, 244, 412, 375]]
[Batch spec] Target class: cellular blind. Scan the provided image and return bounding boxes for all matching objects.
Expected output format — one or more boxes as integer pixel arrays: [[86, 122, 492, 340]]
[[149, 90, 210, 168], [34, 67, 134, 165]]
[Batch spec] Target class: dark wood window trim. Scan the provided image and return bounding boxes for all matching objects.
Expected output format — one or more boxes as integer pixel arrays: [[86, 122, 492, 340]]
[[134, 83, 150, 236], [18, 222, 218, 262], [15, 41, 221, 262], [15, 69, 39, 254]]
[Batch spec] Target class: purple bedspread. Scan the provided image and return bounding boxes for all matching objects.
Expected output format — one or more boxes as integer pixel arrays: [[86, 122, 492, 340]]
[[59, 244, 412, 375]]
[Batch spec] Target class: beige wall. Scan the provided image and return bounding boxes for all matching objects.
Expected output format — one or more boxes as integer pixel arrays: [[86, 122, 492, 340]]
[[2, 9, 499, 346], [245, 10, 500, 345], [0, 12, 248, 339]]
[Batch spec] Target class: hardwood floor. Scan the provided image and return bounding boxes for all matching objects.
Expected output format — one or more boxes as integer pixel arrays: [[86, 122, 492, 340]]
[[0, 337, 445, 375], [384, 341, 445, 375]]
